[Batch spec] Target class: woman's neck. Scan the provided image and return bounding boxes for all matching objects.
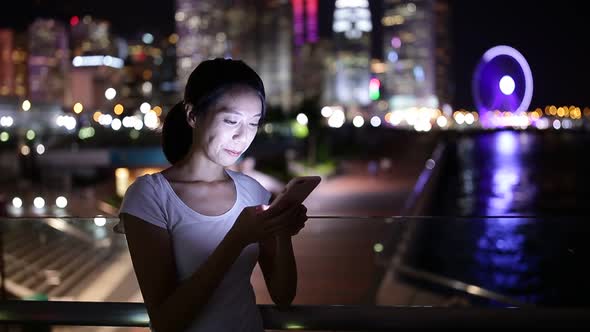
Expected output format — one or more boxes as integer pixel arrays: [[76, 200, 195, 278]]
[[166, 152, 227, 183]]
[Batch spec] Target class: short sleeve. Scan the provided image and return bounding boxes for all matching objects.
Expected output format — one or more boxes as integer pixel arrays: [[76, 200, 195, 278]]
[[250, 177, 272, 206], [261, 187, 272, 205], [118, 175, 168, 230], [232, 170, 272, 207]]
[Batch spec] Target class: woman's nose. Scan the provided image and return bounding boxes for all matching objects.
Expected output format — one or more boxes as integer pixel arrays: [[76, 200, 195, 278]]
[[232, 124, 247, 142]]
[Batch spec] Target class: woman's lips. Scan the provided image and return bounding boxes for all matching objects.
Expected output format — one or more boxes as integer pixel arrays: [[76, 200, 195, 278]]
[[224, 149, 241, 157]]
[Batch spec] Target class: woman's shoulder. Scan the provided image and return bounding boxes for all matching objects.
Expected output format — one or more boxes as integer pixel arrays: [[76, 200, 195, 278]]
[[227, 169, 262, 188], [118, 172, 169, 230], [123, 173, 166, 201], [226, 169, 271, 204], [127, 173, 158, 191]]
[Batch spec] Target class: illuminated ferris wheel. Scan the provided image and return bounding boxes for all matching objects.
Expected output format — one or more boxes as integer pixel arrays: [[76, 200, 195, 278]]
[[472, 45, 533, 124]]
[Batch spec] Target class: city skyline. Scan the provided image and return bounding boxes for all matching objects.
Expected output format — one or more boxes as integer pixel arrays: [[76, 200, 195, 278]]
[[0, 0, 589, 109]]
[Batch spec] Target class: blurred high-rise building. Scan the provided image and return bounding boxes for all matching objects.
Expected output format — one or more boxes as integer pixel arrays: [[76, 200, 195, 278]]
[[121, 33, 178, 111], [70, 16, 118, 57], [381, 0, 451, 111], [175, 0, 294, 110], [0, 29, 27, 98], [324, 0, 373, 107], [292, 0, 319, 52], [291, 0, 329, 108], [256, 0, 293, 110], [28, 19, 69, 105], [175, 0, 234, 86], [0, 29, 15, 97], [68, 16, 126, 110]]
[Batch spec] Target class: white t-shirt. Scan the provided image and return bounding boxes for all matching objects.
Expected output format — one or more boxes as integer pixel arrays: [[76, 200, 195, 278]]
[[119, 169, 271, 332]]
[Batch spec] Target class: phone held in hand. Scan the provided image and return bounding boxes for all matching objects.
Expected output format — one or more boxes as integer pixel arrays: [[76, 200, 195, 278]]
[[265, 176, 321, 213]]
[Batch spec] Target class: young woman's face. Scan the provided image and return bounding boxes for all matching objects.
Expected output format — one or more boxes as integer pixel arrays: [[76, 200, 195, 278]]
[[196, 87, 263, 167]]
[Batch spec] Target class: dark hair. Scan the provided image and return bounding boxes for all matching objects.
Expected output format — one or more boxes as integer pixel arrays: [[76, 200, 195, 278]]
[[162, 58, 266, 164]]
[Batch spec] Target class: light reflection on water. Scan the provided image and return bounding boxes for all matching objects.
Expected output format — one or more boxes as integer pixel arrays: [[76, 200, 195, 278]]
[[405, 131, 590, 306]]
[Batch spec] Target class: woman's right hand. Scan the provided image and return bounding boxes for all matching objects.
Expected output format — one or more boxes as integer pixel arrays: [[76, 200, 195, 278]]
[[230, 205, 297, 246]]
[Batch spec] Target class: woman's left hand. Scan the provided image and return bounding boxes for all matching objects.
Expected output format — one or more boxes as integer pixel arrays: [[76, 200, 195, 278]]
[[258, 204, 308, 238]]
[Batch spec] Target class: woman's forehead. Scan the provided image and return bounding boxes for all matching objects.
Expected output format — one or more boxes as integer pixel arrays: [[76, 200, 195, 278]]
[[213, 89, 262, 115]]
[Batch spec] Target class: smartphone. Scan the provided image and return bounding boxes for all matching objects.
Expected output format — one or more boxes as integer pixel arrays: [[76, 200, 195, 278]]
[[265, 176, 321, 213]]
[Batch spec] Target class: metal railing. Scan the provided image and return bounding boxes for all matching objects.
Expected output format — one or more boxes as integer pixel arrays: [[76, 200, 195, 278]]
[[1, 300, 589, 329]]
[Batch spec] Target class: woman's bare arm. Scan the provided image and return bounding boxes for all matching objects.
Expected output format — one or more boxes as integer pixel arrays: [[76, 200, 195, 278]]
[[122, 213, 246, 332], [258, 235, 297, 307]]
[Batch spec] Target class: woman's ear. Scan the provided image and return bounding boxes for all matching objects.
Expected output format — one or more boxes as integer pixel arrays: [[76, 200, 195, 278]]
[[185, 104, 198, 129]]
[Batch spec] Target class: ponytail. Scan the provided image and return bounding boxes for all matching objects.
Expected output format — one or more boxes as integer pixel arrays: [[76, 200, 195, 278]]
[[161, 101, 192, 164]]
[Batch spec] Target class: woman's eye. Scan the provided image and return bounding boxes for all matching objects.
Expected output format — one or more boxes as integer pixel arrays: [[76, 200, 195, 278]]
[[250, 123, 260, 127], [224, 119, 237, 125]]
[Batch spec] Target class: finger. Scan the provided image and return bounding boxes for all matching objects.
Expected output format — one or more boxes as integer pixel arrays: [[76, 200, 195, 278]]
[[263, 209, 300, 228]]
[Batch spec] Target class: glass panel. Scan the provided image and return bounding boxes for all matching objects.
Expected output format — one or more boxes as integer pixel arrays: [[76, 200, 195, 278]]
[[1, 216, 589, 310]]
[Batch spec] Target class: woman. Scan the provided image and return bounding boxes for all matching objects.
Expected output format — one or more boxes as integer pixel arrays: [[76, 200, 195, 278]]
[[117, 58, 307, 332]]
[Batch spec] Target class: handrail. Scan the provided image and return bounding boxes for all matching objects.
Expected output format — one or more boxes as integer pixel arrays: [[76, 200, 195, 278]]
[[0, 301, 588, 329], [375, 140, 529, 307]]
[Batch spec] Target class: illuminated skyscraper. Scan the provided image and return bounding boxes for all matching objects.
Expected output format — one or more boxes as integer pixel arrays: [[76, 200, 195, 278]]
[[325, 0, 373, 107], [292, 0, 319, 51], [381, 0, 451, 111], [120, 34, 178, 110], [176, 0, 293, 109], [257, 0, 293, 110], [291, 0, 328, 107], [175, 0, 236, 86], [28, 19, 69, 104], [70, 16, 118, 57], [0, 29, 18, 97]]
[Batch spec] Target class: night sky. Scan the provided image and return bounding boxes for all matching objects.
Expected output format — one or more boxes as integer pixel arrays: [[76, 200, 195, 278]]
[[1, 0, 589, 109]]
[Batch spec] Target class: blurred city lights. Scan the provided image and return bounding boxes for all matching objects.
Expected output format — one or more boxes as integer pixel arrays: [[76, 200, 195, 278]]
[[36, 144, 45, 155], [130, 129, 140, 140], [93, 111, 102, 122], [168, 33, 179, 44], [144, 110, 159, 129], [291, 121, 309, 139], [352, 115, 364, 128], [99, 114, 113, 126], [70, 16, 79, 26], [0, 116, 13, 127], [0, 132, 9, 142], [78, 127, 95, 140], [133, 119, 144, 130], [73, 102, 84, 114], [321, 106, 334, 118], [370, 116, 381, 127], [26, 129, 35, 140], [105, 88, 117, 100], [140, 102, 151, 114], [328, 108, 345, 128], [72, 55, 124, 69], [436, 116, 448, 128], [20, 145, 30, 156], [142, 33, 154, 44], [296, 113, 308, 125], [55, 196, 68, 209], [12, 197, 23, 209], [33, 197, 45, 209], [142, 82, 153, 95], [114, 104, 124, 115], [373, 243, 384, 253], [94, 216, 107, 227], [369, 78, 381, 100], [111, 118, 122, 131], [22, 100, 31, 111]]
